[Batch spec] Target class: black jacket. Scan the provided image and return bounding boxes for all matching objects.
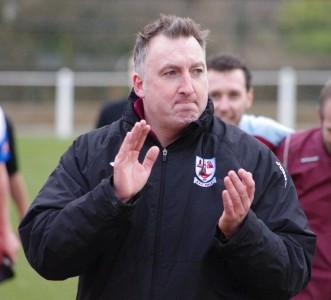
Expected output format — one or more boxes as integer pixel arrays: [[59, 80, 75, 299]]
[[19, 91, 316, 299], [95, 97, 127, 129]]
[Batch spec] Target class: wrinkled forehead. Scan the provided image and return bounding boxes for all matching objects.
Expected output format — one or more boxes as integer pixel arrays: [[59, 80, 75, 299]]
[[147, 34, 205, 61]]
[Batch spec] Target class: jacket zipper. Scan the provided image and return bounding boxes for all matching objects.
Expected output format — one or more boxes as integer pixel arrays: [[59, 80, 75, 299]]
[[150, 148, 167, 299], [162, 148, 168, 162]]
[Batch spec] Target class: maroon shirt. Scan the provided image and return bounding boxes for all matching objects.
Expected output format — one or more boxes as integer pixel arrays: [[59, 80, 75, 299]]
[[276, 127, 331, 299]]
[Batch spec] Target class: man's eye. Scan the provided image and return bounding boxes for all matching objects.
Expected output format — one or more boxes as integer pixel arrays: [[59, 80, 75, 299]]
[[166, 70, 176, 76], [210, 93, 220, 100], [193, 68, 203, 74], [229, 92, 240, 99]]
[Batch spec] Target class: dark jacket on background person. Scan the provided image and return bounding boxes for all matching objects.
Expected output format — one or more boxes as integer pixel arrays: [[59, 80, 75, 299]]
[[19, 91, 316, 300], [96, 98, 127, 128]]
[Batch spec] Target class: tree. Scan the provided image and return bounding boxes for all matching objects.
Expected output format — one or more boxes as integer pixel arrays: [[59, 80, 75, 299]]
[[278, 0, 331, 54]]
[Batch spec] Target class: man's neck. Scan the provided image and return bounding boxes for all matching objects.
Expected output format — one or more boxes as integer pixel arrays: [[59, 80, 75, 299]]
[[134, 97, 181, 148], [145, 118, 180, 148]]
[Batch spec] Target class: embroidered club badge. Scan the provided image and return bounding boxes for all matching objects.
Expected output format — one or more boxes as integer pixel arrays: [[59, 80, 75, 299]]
[[194, 156, 216, 187]]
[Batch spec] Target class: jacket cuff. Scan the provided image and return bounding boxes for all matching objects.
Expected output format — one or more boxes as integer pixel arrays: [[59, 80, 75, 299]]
[[108, 175, 141, 205], [214, 210, 261, 251]]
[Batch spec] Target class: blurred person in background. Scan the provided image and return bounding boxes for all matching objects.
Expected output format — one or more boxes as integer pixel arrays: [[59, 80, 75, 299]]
[[95, 55, 134, 128], [19, 14, 315, 299], [276, 79, 331, 300], [207, 53, 294, 152], [0, 106, 20, 270], [5, 115, 29, 220]]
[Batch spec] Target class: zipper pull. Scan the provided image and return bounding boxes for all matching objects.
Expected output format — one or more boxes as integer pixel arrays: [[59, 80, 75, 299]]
[[162, 149, 168, 162]]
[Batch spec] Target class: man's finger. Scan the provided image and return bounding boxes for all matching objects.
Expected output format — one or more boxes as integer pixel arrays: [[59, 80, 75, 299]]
[[238, 169, 255, 202], [142, 146, 160, 171]]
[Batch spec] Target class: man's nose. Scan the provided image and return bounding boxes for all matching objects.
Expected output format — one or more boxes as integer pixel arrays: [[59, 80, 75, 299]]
[[178, 72, 194, 94], [215, 97, 230, 112]]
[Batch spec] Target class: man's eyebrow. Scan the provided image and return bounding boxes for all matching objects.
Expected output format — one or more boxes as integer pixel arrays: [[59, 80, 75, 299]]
[[160, 62, 205, 70], [191, 62, 205, 68], [159, 64, 178, 71]]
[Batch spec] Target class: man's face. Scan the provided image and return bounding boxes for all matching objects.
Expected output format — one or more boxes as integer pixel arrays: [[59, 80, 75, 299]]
[[207, 69, 253, 126], [321, 99, 331, 154], [133, 35, 208, 132]]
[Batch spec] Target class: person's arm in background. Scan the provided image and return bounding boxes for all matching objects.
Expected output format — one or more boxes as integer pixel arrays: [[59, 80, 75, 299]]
[[9, 173, 29, 219], [0, 163, 20, 264], [0, 110, 20, 264], [5, 116, 29, 219]]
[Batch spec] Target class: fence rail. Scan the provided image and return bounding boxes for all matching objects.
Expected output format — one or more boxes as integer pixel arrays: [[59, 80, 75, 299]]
[[1, 69, 331, 86], [0, 68, 330, 138]]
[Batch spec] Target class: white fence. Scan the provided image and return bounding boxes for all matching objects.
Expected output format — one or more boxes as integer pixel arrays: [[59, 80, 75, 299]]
[[0, 68, 331, 138]]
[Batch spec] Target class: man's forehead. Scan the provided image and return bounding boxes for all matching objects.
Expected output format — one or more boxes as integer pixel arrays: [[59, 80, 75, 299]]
[[208, 69, 245, 83], [209, 69, 246, 87], [147, 35, 204, 60]]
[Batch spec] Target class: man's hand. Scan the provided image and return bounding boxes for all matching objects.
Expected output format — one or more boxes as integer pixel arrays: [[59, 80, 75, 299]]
[[218, 169, 255, 239], [113, 120, 160, 202]]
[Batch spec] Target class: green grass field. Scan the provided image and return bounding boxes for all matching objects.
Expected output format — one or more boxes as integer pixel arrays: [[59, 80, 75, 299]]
[[1, 136, 79, 300]]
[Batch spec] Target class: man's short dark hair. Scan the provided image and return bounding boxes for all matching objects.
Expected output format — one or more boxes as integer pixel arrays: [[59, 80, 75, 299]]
[[133, 14, 209, 76], [206, 53, 252, 91]]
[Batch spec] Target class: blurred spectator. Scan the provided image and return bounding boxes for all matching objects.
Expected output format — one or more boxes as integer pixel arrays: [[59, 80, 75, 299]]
[[275, 79, 331, 299], [207, 53, 294, 152], [96, 55, 134, 128], [5, 115, 29, 220], [0, 106, 20, 267]]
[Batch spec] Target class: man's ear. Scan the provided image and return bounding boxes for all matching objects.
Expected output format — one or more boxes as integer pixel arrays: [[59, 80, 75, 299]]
[[133, 73, 144, 98], [246, 87, 254, 110]]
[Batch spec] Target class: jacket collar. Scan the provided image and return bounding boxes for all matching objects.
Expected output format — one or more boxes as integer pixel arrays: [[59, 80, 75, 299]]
[[124, 89, 214, 138]]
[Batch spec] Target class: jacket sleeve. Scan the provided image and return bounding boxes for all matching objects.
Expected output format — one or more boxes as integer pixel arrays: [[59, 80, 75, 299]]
[[18, 134, 135, 280], [214, 147, 316, 299]]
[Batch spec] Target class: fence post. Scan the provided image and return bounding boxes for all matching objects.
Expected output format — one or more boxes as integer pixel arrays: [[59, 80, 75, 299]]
[[55, 68, 74, 139], [277, 67, 297, 129]]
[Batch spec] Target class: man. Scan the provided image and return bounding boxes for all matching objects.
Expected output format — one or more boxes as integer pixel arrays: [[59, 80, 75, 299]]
[[19, 15, 315, 299], [207, 53, 294, 152], [0, 107, 20, 269], [276, 80, 331, 300], [5, 116, 29, 219]]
